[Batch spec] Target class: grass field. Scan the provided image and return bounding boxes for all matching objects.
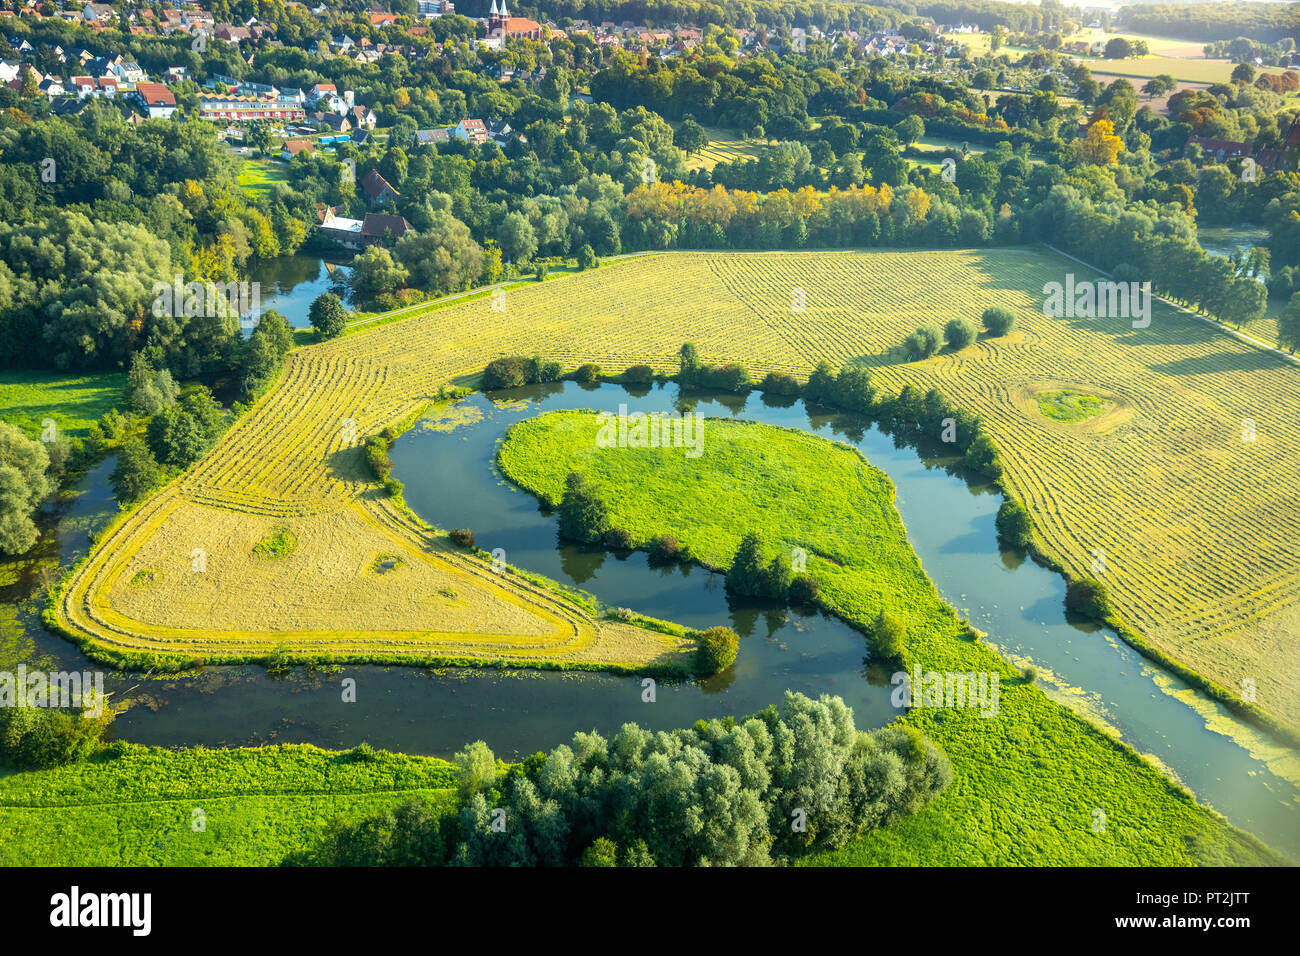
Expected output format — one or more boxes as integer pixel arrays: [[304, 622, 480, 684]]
[[496, 412, 1280, 865], [236, 157, 290, 197], [0, 743, 457, 865], [49, 248, 1300, 734], [0, 370, 125, 442], [683, 126, 762, 172]]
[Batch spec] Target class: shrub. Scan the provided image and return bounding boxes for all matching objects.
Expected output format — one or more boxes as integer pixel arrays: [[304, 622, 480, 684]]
[[622, 364, 654, 384], [649, 534, 681, 562], [904, 324, 943, 359], [577, 244, 599, 271], [996, 498, 1033, 548], [870, 611, 907, 663], [1065, 579, 1113, 621], [759, 371, 801, 395], [557, 472, 610, 542], [362, 435, 392, 480], [382, 477, 403, 497], [696, 625, 740, 673], [348, 742, 379, 762], [982, 305, 1016, 336], [964, 431, 1003, 478], [482, 356, 531, 389], [944, 317, 977, 350], [0, 706, 112, 770], [701, 362, 751, 392], [604, 526, 633, 549], [1022, 664, 1040, 684], [789, 574, 821, 604], [573, 363, 602, 384], [449, 528, 476, 548], [534, 262, 549, 281], [803, 360, 838, 403]]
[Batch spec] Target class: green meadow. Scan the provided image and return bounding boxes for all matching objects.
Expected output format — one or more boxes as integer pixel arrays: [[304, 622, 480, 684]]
[[497, 410, 1281, 866], [0, 370, 125, 442], [0, 743, 457, 866]]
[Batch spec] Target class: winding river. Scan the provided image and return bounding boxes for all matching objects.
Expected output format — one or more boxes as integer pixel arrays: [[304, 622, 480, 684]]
[[8, 381, 1298, 859]]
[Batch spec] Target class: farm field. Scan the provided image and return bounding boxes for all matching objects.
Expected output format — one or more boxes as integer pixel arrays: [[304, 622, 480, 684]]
[[496, 411, 1280, 865], [0, 370, 125, 442], [0, 743, 458, 865], [51, 248, 1300, 734]]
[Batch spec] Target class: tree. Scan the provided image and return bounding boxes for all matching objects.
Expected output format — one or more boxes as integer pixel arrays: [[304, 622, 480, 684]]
[[576, 244, 599, 270], [1066, 579, 1113, 620], [996, 499, 1033, 548], [870, 611, 906, 662], [679, 342, 701, 384], [0, 422, 52, 556], [727, 532, 771, 596], [696, 625, 740, 673], [147, 405, 209, 469], [498, 211, 538, 265], [1231, 63, 1256, 84], [1103, 37, 1134, 59], [905, 324, 943, 359], [125, 353, 179, 416], [396, 210, 483, 294], [676, 118, 709, 155], [246, 120, 273, 157], [557, 472, 609, 542], [348, 247, 408, 301], [1278, 292, 1300, 353], [109, 437, 162, 505], [453, 741, 498, 801], [1072, 119, 1124, 166], [944, 317, 977, 350], [580, 837, 619, 867], [309, 293, 349, 339], [982, 306, 1016, 336]]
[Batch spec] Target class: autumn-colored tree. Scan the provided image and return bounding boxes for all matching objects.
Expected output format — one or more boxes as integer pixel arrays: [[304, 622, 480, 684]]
[[1072, 119, 1124, 166]]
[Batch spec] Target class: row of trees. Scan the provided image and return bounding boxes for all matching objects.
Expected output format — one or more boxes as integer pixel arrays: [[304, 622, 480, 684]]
[[309, 691, 952, 866]]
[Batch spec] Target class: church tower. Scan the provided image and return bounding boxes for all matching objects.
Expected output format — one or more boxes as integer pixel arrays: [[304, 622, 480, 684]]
[[489, 0, 508, 33]]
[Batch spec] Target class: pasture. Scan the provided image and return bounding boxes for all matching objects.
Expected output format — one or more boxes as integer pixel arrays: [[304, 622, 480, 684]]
[[682, 126, 763, 172], [497, 411, 1280, 866], [0, 370, 125, 442], [50, 248, 1300, 733]]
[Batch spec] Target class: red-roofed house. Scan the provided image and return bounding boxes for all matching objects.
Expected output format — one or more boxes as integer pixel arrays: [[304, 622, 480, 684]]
[[135, 81, 177, 118]]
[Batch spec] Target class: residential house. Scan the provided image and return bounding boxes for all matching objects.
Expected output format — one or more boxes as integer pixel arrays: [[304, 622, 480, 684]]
[[413, 127, 451, 146], [200, 92, 306, 122], [82, 3, 117, 24], [314, 111, 352, 133], [281, 138, 315, 160], [135, 81, 177, 118], [453, 117, 489, 144], [318, 206, 365, 248], [350, 104, 377, 130], [361, 168, 399, 204], [360, 212, 411, 244]]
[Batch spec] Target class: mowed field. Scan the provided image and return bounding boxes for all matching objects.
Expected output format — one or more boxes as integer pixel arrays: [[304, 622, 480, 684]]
[[0, 370, 125, 441], [53, 248, 1300, 730], [683, 126, 762, 172]]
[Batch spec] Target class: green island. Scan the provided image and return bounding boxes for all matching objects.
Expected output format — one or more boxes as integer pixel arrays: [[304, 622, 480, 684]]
[[496, 410, 1279, 865]]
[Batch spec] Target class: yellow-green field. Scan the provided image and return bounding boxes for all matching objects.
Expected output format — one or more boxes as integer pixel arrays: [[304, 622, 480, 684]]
[[683, 126, 762, 172], [51, 248, 1300, 733], [236, 157, 290, 197]]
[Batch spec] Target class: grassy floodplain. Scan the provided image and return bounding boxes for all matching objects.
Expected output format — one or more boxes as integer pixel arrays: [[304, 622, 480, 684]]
[[0, 370, 125, 442], [46, 248, 1300, 735], [0, 743, 457, 865], [496, 411, 1280, 865]]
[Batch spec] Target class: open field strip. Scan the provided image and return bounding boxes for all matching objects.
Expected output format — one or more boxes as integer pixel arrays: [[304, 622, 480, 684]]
[[0, 369, 125, 441], [52, 248, 1300, 732], [0, 744, 458, 866]]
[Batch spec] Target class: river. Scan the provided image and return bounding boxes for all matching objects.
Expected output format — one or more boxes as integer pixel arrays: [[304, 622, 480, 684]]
[[6, 381, 1297, 859]]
